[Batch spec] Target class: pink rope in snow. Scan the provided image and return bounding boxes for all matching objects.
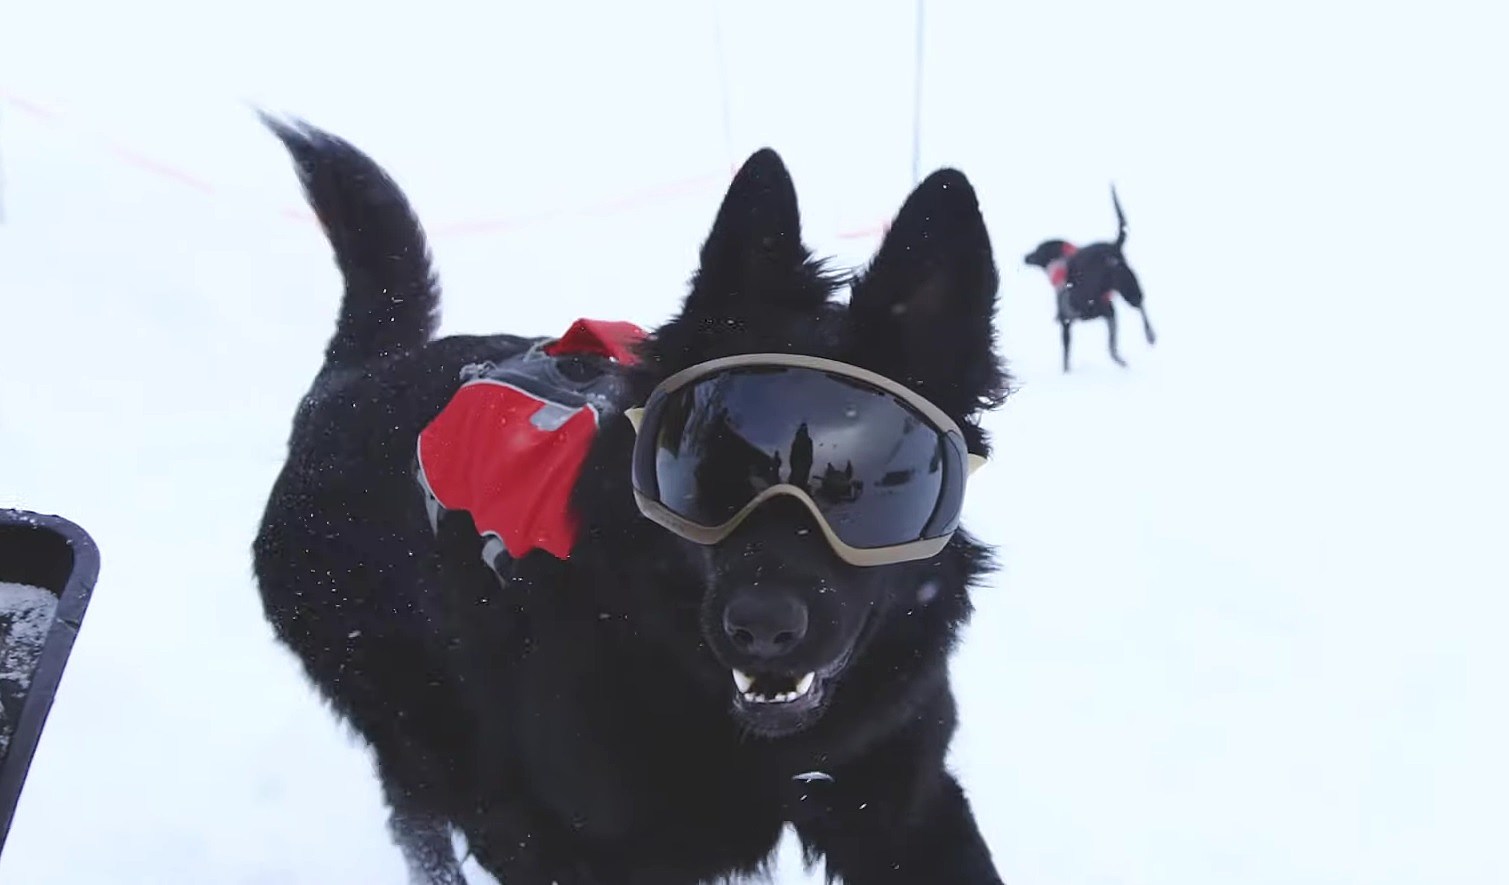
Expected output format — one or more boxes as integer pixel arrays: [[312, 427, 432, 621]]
[[0, 87, 886, 244]]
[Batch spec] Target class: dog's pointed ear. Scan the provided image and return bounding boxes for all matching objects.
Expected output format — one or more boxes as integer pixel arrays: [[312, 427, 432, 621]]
[[849, 169, 1006, 423], [684, 148, 813, 314]]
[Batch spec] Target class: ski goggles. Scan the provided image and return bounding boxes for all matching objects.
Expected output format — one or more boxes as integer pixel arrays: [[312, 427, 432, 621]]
[[626, 354, 986, 567]]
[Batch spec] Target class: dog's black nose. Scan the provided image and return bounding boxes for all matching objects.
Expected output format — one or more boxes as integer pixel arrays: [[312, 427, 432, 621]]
[[722, 589, 809, 659]]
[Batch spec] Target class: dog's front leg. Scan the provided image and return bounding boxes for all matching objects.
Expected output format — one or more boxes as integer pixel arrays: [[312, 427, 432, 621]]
[[1056, 287, 1075, 373], [389, 809, 469, 885], [793, 768, 1003, 884], [461, 803, 583, 885]]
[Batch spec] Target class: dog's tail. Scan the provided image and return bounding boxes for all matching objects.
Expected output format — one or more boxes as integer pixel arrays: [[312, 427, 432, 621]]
[[1112, 184, 1128, 251], [260, 112, 440, 367]]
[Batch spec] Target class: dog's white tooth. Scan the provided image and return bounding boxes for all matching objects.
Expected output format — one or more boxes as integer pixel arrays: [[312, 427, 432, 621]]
[[795, 672, 816, 696], [733, 669, 755, 693]]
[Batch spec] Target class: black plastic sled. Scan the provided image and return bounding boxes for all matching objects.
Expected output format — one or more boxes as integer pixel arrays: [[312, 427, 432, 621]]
[[0, 508, 100, 855]]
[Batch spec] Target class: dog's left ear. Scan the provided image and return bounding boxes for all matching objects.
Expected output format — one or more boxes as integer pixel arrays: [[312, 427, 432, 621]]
[[848, 169, 1006, 422]]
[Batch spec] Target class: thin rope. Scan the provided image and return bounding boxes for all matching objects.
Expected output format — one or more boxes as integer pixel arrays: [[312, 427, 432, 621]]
[[708, 0, 737, 175], [911, 0, 926, 185]]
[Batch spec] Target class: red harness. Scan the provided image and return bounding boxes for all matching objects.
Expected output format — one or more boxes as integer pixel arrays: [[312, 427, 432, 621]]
[[1044, 243, 1113, 307], [1047, 243, 1079, 291], [416, 318, 646, 562]]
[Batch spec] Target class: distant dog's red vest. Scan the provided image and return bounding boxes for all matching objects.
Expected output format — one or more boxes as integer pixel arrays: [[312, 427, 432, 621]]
[[1048, 243, 1079, 291], [1045, 243, 1113, 309], [416, 318, 646, 563]]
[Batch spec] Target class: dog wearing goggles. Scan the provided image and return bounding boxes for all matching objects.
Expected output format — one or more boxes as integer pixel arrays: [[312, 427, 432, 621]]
[[253, 115, 1009, 884]]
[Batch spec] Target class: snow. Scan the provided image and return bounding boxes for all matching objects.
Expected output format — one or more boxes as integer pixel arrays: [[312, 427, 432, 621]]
[[0, 583, 57, 757], [1, 0, 1507, 883]]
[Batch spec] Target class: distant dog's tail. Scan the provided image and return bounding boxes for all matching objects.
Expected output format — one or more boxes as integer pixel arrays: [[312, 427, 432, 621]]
[[260, 113, 440, 367], [1111, 184, 1128, 251]]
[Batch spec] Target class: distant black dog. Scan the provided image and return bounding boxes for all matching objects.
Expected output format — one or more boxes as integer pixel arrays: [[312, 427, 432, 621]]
[[1025, 187, 1155, 372], [252, 115, 1009, 884]]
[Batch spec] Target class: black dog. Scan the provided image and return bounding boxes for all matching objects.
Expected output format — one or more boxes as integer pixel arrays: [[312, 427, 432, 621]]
[[252, 115, 1009, 884], [1024, 187, 1155, 372]]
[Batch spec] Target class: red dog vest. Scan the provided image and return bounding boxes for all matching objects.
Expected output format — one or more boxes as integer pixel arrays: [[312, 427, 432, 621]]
[[1048, 243, 1080, 291], [416, 318, 646, 562]]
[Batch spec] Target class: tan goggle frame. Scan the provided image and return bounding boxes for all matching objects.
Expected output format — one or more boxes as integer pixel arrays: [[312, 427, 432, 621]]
[[625, 353, 986, 567]]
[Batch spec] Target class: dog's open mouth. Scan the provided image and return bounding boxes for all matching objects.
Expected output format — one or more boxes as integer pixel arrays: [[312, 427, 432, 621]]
[[716, 612, 870, 737], [731, 669, 818, 707], [724, 637, 865, 736]]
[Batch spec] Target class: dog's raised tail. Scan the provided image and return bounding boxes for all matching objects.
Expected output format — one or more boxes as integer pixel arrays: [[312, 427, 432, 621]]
[[260, 112, 440, 366], [1111, 183, 1128, 251]]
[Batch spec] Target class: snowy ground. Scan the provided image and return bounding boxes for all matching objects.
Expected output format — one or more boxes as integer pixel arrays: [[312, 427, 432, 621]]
[[2, 1, 1507, 882]]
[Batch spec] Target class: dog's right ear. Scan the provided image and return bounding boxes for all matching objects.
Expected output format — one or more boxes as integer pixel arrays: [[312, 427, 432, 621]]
[[681, 149, 822, 317], [643, 149, 834, 373], [848, 169, 1007, 433]]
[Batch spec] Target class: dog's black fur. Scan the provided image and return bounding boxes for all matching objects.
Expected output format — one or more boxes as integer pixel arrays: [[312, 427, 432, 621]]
[[1024, 187, 1155, 372], [252, 115, 1009, 884]]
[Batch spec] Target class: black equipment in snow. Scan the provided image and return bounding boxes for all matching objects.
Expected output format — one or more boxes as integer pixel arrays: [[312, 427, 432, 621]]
[[0, 508, 100, 856]]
